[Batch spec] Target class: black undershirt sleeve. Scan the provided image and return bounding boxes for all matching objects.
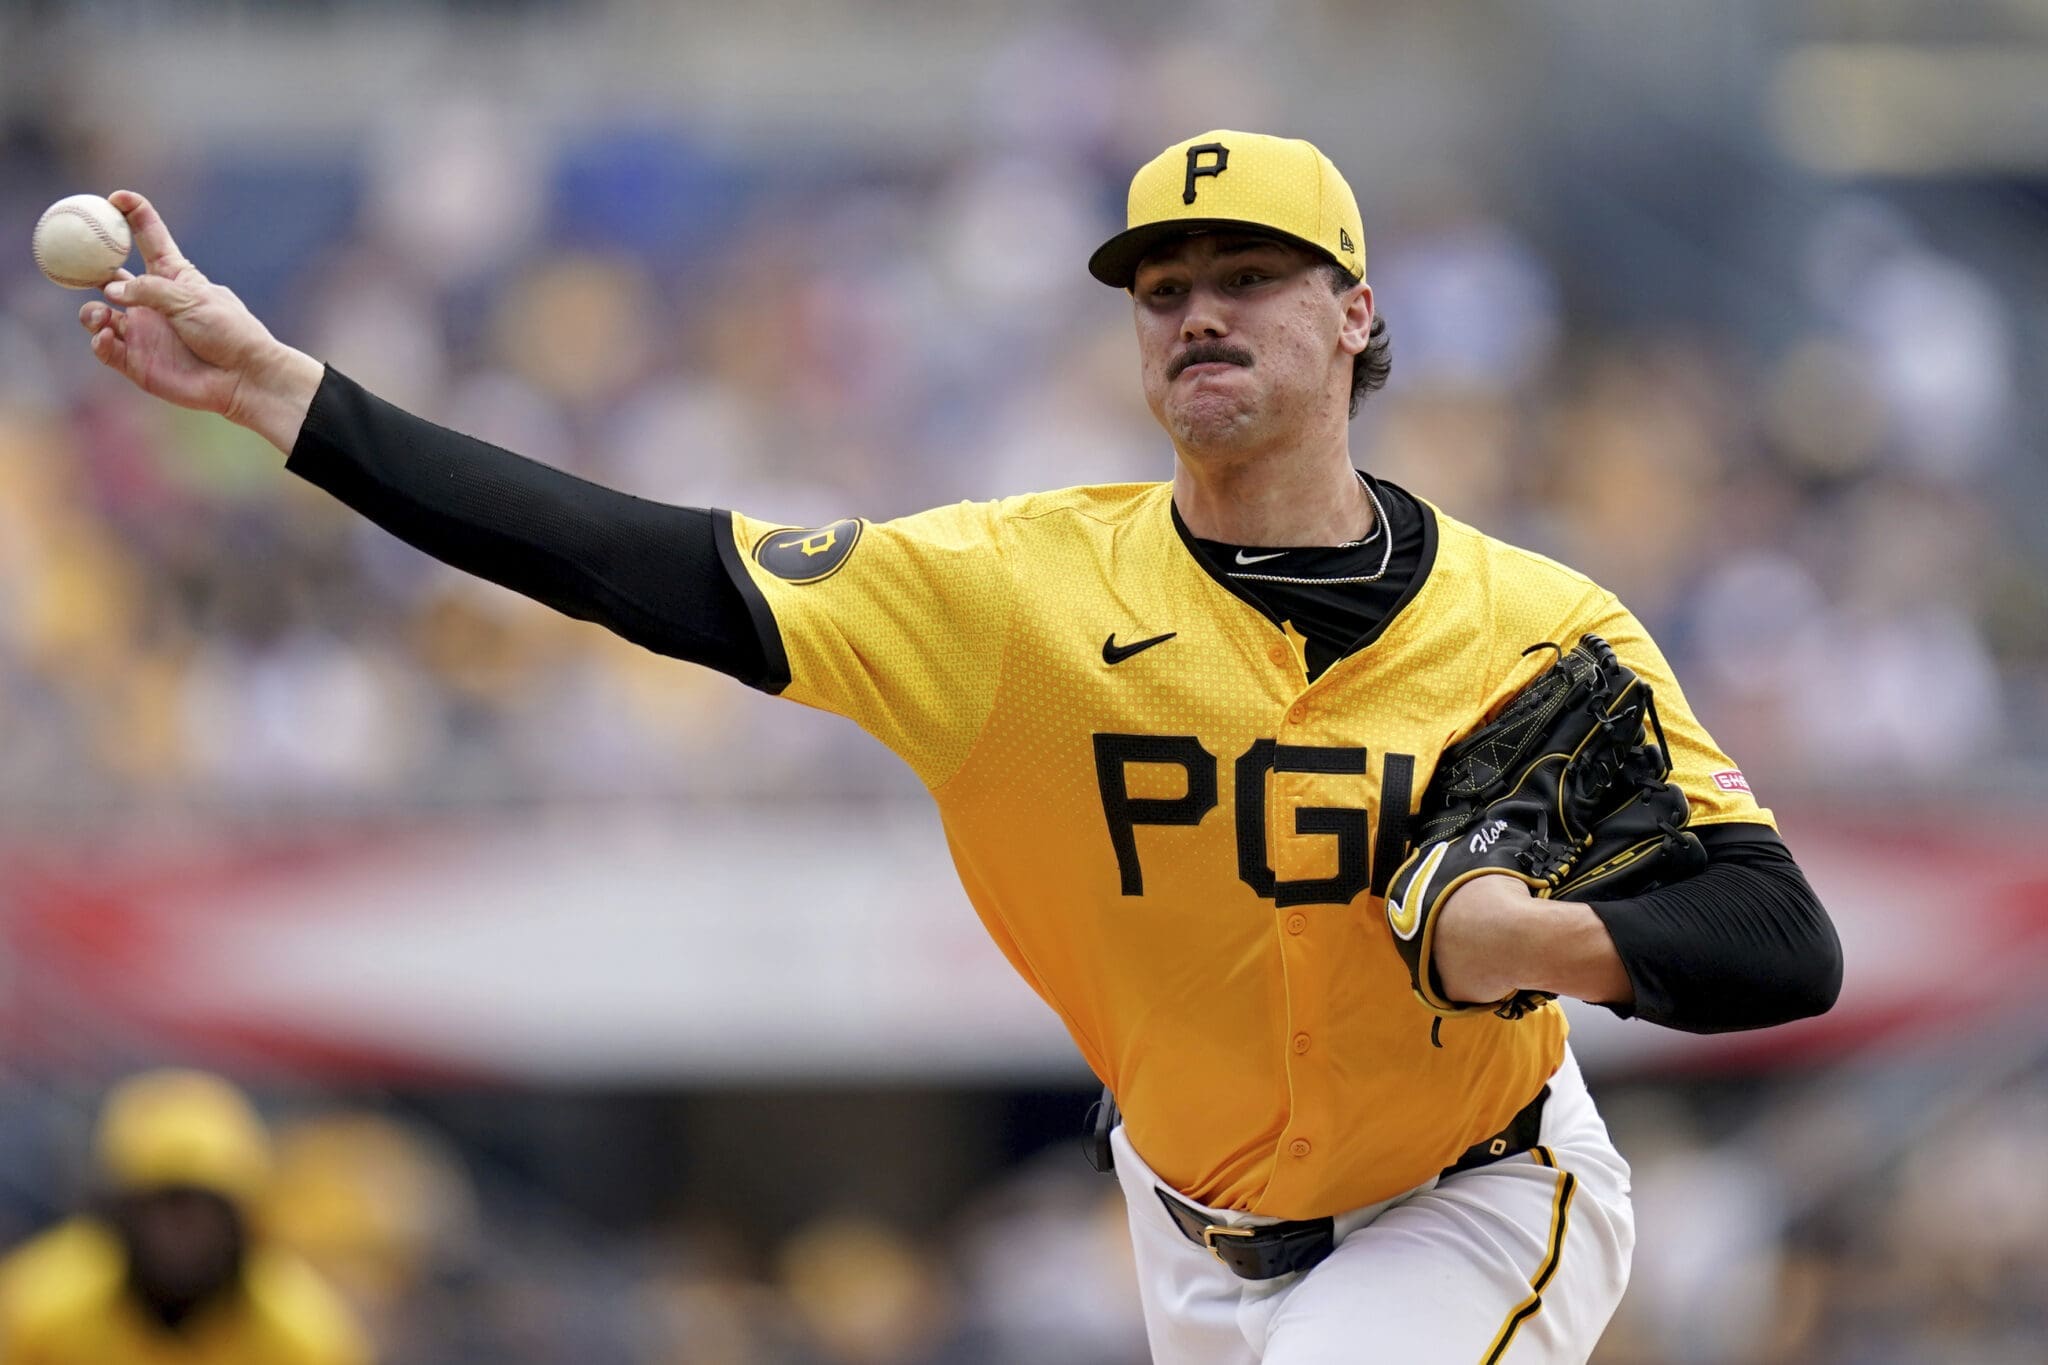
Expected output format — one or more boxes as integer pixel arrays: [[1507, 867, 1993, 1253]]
[[284, 364, 768, 687], [1589, 822, 1843, 1033]]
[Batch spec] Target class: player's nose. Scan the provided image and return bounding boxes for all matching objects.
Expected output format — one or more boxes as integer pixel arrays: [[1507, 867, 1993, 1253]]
[[1179, 298, 1229, 342]]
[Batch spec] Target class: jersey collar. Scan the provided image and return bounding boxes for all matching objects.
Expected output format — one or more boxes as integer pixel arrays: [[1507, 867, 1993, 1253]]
[[1167, 472, 1440, 655]]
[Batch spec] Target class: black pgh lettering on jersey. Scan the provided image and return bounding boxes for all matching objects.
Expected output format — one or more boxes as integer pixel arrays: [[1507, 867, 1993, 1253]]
[[1249, 743, 1376, 908], [1183, 142, 1229, 204], [1096, 734, 1415, 904], [1370, 752, 1415, 897], [1093, 734, 1219, 895]]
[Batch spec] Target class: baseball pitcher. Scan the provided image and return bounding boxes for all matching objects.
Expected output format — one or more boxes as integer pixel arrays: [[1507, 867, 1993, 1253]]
[[76, 130, 1841, 1362]]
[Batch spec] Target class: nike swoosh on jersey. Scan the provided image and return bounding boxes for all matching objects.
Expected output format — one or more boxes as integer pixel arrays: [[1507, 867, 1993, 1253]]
[[1234, 550, 1287, 565], [1102, 631, 1177, 665]]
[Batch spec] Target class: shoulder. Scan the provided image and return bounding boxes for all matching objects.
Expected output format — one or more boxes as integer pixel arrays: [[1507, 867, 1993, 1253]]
[[0, 1218, 125, 1337], [243, 1248, 373, 1364], [859, 483, 1169, 560], [745, 484, 1169, 560], [1425, 499, 1611, 613], [245, 1252, 378, 1358], [989, 481, 1169, 522]]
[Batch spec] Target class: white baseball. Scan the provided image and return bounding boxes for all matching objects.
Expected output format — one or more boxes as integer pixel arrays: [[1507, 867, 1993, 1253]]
[[32, 194, 135, 290]]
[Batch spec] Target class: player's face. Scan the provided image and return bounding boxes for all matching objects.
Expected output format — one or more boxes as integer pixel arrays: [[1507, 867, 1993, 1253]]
[[111, 1186, 246, 1310], [1131, 233, 1361, 459]]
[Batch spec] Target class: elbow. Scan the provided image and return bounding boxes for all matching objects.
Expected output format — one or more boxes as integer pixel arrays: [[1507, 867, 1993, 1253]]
[[1776, 909, 1844, 1024], [1707, 917, 1843, 1034], [1757, 864, 1844, 1025], [1784, 941, 1843, 1022], [1806, 928, 1845, 1018]]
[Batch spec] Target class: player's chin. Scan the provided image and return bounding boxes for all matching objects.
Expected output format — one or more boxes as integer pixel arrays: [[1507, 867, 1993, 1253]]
[[1166, 395, 1260, 451]]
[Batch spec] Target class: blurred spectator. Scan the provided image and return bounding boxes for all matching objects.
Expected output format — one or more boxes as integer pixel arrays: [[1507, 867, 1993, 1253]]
[[1802, 198, 2016, 481], [0, 1069, 371, 1364], [259, 1112, 481, 1353], [776, 1216, 965, 1364], [955, 1162, 1147, 1365]]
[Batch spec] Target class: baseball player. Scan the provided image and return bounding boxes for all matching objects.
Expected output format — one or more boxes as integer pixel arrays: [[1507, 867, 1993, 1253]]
[[0, 1070, 371, 1364], [77, 130, 1840, 1362]]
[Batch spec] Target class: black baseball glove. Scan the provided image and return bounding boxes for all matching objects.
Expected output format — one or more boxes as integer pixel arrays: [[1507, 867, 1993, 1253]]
[[1383, 634, 1707, 1020]]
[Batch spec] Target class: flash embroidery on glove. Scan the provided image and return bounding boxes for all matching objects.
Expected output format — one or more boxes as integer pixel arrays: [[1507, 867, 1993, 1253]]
[[1468, 819, 1509, 855]]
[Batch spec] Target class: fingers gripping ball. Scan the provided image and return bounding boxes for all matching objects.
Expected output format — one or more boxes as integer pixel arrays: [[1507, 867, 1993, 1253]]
[[33, 194, 135, 289], [1384, 634, 1707, 1020]]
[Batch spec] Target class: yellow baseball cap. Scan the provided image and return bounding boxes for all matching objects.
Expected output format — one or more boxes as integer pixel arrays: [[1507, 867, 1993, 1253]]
[[1089, 130, 1367, 288], [94, 1069, 273, 1203]]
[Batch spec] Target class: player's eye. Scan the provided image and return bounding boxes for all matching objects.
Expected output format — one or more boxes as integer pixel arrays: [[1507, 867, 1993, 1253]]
[[1142, 280, 1185, 301], [1230, 270, 1269, 288]]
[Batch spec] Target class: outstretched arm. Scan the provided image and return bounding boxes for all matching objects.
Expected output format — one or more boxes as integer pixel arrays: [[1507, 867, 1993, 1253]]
[[78, 192, 768, 683]]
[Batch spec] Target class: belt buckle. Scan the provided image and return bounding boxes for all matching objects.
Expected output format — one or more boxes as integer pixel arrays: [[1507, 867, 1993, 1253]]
[[1200, 1223, 1256, 1265]]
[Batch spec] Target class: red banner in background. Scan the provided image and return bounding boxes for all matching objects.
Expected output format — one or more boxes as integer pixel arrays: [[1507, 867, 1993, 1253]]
[[4, 804, 2042, 1084]]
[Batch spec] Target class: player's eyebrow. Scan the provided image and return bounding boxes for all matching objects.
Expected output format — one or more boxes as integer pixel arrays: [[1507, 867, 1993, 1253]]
[[1208, 235, 1290, 258], [1135, 234, 1292, 284], [1172, 234, 1290, 262]]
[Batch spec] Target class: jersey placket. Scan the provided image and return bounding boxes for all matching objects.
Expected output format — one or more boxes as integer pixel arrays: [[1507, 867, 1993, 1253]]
[[1258, 649, 1357, 1205], [1173, 529, 1385, 1209]]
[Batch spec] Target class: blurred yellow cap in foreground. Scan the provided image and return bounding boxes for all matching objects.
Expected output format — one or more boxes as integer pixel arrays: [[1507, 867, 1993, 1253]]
[[94, 1069, 272, 1203]]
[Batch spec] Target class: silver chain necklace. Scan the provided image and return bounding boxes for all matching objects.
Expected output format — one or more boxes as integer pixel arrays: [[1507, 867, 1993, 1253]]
[[1226, 472, 1394, 585]]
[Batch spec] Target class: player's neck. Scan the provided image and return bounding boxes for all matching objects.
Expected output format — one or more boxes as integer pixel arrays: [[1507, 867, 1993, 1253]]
[[1172, 441, 1373, 547]]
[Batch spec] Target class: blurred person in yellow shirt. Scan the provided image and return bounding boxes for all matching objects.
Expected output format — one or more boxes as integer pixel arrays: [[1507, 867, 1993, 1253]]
[[0, 1069, 372, 1365]]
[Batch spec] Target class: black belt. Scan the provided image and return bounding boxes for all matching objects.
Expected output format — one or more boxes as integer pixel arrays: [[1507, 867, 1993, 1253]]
[[1156, 1085, 1550, 1282]]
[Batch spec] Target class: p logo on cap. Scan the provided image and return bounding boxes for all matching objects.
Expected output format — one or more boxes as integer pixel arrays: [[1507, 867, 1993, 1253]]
[[1182, 142, 1229, 203], [1089, 130, 1367, 288]]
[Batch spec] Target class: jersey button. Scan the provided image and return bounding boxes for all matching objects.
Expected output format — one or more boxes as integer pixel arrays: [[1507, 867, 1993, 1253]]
[[1287, 702, 1308, 724], [1285, 913, 1307, 935], [1269, 644, 1290, 666], [1292, 1032, 1311, 1055], [1289, 1138, 1312, 1159]]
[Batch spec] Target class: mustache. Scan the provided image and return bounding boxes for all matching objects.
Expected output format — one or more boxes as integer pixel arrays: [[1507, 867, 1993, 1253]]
[[1169, 342, 1255, 380]]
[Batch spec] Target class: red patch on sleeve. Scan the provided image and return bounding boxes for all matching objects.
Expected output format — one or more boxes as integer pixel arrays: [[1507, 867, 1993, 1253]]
[[1712, 769, 1751, 793]]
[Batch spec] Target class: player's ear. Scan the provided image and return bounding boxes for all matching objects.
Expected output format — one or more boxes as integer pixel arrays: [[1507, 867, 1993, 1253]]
[[1337, 281, 1375, 358]]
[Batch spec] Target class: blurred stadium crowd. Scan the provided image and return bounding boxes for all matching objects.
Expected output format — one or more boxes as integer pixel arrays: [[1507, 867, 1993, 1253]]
[[2, 1, 2046, 1361], [1, 1070, 1154, 1364], [0, 13, 2041, 816], [8, 1065, 2048, 1364]]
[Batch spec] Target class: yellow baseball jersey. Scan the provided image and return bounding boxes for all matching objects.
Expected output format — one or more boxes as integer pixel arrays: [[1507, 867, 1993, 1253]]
[[0, 1218, 371, 1365], [721, 482, 1771, 1220]]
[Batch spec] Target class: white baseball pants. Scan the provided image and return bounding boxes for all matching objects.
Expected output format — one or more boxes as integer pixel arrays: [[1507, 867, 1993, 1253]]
[[1113, 1047, 1634, 1363]]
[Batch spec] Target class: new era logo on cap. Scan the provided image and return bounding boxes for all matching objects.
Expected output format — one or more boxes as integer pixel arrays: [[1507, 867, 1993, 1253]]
[[1088, 130, 1368, 288]]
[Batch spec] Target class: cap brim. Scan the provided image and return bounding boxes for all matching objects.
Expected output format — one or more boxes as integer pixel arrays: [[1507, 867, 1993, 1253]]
[[1087, 219, 1349, 288]]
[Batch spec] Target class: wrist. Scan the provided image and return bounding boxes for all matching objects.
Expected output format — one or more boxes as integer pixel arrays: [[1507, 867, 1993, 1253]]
[[1431, 874, 1536, 1004], [226, 343, 324, 453], [1432, 878, 1632, 1007], [1532, 900, 1633, 1006]]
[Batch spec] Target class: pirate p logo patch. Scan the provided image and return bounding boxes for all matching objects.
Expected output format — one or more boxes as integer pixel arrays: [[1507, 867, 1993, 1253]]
[[754, 519, 865, 584]]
